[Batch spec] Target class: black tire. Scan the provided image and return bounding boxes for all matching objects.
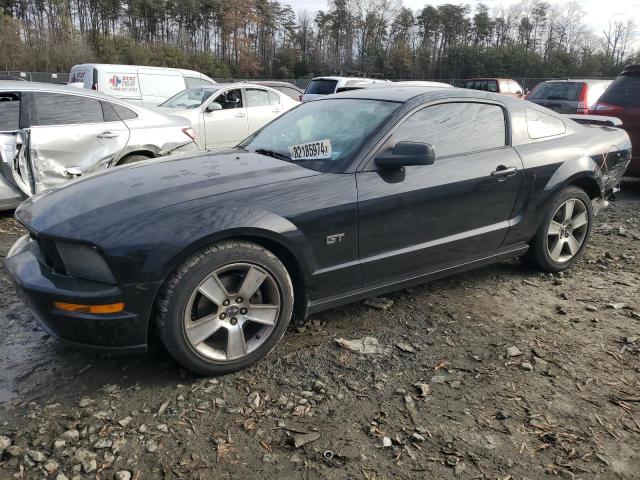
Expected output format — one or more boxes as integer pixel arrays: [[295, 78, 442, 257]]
[[155, 241, 294, 375], [118, 154, 152, 165], [523, 186, 593, 272]]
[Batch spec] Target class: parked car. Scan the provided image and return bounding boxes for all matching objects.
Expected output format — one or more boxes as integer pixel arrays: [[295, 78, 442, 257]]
[[0, 81, 197, 209], [69, 64, 216, 107], [250, 81, 303, 101], [5, 87, 630, 374], [336, 80, 452, 93], [156, 83, 298, 150], [591, 65, 640, 177], [301, 76, 387, 101], [525, 79, 612, 114], [464, 78, 524, 97]]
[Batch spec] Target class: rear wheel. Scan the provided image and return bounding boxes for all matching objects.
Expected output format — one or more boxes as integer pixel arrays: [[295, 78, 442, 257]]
[[524, 186, 593, 272], [156, 241, 293, 375]]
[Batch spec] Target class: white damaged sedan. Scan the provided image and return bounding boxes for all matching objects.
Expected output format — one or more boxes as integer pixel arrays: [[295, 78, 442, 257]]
[[156, 83, 298, 151], [0, 81, 198, 210]]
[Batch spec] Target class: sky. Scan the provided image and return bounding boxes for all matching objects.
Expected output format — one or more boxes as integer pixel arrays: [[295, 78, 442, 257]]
[[288, 0, 640, 49]]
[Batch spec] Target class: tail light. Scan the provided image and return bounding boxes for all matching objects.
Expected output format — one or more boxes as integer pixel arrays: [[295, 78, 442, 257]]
[[590, 102, 625, 115], [182, 127, 196, 141], [576, 84, 589, 114]]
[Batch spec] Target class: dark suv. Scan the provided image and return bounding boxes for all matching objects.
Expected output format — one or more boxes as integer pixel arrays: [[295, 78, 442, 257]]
[[526, 79, 611, 114], [591, 65, 640, 177]]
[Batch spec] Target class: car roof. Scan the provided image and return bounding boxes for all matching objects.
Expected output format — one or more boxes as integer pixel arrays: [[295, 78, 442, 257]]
[[0, 80, 132, 101], [541, 79, 612, 84], [326, 85, 521, 104], [466, 78, 516, 81], [621, 64, 640, 75], [310, 76, 378, 82], [185, 83, 278, 90], [253, 81, 298, 87]]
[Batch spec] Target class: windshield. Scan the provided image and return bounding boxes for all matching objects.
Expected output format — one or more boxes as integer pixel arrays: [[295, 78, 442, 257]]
[[305, 79, 338, 95], [239, 99, 399, 173], [161, 87, 219, 109]]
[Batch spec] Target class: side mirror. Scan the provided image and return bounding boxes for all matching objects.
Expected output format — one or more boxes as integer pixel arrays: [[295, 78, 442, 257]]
[[375, 141, 435, 168], [205, 102, 222, 112]]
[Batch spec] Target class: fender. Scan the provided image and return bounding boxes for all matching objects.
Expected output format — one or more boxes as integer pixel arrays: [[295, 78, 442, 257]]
[[543, 155, 604, 201], [103, 201, 319, 288]]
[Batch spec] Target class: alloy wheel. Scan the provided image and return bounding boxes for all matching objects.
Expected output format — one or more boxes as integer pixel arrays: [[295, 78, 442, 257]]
[[183, 263, 281, 362], [546, 198, 589, 263]]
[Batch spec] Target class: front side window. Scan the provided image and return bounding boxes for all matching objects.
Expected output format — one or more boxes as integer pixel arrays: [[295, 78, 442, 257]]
[[245, 88, 270, 107], [0, 93, 20, 131], [213, 89, 243, 109], [29, 92, 103, 126], [161, 87, 218, 109], [240, 98, 399, 173], [394, 102, 506, 157]]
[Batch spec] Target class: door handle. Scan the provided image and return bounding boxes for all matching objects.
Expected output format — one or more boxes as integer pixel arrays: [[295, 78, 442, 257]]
[[491, 166, 518, 179], [97, 131, 120, 138], [272, 108, 282, 113], [235, 112, 246, 118]]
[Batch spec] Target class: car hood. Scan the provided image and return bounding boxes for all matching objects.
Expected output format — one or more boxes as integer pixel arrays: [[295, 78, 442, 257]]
[[16, 151, 321, 237]]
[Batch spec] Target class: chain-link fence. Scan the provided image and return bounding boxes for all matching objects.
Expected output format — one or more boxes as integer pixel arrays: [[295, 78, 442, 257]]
[[1, 72, 617, 91], [0, 71, 70, 84]]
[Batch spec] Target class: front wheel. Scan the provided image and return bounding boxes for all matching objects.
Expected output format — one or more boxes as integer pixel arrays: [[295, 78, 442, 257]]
[[524, 186, 593, 272], [156, 241, 294, 375]]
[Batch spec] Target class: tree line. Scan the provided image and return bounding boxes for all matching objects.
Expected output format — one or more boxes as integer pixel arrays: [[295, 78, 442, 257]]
[[0, 0, 637, 80]]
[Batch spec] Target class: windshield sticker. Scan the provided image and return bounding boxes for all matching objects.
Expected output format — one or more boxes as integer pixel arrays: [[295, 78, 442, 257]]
[[288, 139, 332, 160]]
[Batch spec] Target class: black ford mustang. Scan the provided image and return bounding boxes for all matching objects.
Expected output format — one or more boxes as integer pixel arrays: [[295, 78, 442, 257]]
[[5, 87, 631, 374]]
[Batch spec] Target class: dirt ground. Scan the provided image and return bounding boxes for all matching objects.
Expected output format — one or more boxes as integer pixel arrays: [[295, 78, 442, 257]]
[[0, 183, 639, 480]]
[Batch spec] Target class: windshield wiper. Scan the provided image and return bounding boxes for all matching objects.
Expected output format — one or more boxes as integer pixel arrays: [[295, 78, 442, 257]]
[[254, 148, 291, 161]]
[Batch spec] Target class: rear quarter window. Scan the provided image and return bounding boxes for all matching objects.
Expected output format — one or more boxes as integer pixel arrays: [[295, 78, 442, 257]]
[[305, 79, 338, 95], [526, 108, 566, 139], [599, 74, 640, 107]]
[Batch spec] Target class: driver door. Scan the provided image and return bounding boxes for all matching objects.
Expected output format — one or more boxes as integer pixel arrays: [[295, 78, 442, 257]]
[[203, 88, 249, 150]]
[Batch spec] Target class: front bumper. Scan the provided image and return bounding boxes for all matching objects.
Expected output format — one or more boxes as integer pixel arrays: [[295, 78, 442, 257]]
[[4, 235, 159, 353]]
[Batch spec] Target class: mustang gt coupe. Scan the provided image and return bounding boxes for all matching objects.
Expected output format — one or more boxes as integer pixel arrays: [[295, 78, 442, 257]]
[[6, 87, 631, 374]]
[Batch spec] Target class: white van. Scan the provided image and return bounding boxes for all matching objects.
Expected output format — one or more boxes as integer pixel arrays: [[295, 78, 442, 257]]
[[68, 64, 216, 107]]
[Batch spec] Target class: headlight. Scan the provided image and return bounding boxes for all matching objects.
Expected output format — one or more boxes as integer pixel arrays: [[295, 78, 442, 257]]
[[54, 241, 117, 285]]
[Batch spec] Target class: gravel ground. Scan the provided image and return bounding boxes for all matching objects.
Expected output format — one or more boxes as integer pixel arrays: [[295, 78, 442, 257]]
[[0, 183, 639, 480]]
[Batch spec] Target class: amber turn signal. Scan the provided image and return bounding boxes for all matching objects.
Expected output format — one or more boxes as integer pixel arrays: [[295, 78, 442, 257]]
[[53, 302, 125, 314]]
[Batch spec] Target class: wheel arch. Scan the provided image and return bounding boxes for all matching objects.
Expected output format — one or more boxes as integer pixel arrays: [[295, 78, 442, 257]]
[[544, 155, 604, 200], [155, 227, 312, 324], [115, 150, 157, 165]]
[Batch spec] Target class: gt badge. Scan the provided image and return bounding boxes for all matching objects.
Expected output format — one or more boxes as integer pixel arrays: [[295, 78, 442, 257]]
[[326, 233, 345, 245]]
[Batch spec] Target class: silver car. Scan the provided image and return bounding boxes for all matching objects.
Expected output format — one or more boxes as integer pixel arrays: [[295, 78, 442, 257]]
[[0, 82, 197, 210]]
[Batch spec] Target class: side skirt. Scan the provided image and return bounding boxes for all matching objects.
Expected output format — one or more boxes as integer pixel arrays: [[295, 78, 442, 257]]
[[306, 245, 529, 316]]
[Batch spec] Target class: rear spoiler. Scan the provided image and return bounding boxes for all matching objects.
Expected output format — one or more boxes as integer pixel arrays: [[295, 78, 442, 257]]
[[563, 114, 623, 128]]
